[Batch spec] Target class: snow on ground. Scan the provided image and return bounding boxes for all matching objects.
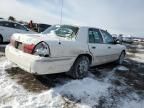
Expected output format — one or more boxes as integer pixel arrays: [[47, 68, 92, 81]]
[[122, 100, 144, 108], [129, 53, 144, 63], [130, 57, 144, 63], [0, 58, 111, 108], [127, 52, 144, 63], [0, 57, 144, 108], [116, 66, 129, 71]]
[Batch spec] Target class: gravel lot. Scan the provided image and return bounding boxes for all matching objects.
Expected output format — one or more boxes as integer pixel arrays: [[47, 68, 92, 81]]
[[0, 43, 144, 108]]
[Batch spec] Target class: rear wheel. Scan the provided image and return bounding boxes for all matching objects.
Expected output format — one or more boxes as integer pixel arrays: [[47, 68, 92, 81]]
[[117, 51, 125, 65], [70, 56, 90, 79]]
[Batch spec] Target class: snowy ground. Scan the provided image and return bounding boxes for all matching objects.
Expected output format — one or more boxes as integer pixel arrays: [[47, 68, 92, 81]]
[[0, 43, 144, 108]]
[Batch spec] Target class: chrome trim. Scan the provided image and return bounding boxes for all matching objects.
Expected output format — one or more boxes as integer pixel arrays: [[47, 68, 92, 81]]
[[37, 58, 73, 62]]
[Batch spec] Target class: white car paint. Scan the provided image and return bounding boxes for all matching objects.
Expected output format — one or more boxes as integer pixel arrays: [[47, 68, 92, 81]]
[[5, 25, 126, 75], [0, 20, 35, 42]]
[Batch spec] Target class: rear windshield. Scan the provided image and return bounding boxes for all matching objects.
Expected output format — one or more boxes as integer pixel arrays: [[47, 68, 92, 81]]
[[42, 25, 79, 38]]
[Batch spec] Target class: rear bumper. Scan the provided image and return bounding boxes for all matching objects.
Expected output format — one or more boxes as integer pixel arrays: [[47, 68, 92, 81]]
[[5, 45, 40, 73], [5, 45, 75, 74]]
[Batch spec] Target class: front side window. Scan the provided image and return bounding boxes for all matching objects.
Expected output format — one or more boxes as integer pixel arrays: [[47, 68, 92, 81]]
[[101, 30, 114, 44], [42, 25, 79, 38], [88, 28, 103, 43]]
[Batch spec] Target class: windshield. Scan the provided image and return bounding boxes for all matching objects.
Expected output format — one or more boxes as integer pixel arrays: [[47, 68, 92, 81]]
[[42, 25, 79, 38]]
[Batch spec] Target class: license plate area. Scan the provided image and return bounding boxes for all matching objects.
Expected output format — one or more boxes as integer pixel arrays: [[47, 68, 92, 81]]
[[15, 41, 23, 50]]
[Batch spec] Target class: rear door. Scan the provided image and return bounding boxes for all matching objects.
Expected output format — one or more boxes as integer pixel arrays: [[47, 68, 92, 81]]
[[100, 30, 120, 62], [88, 28, 109, 65]]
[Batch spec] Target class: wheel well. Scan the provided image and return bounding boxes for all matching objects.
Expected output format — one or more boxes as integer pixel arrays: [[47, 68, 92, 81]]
[[0, 34, 3, 39], [76, 54, 92, 64], [0, 34, 3, 40], [122, 50, 126, 55]]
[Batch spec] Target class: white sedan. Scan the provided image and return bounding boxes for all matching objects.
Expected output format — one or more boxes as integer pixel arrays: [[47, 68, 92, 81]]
[[0, 20, 35, 43], [5, 25, 126, 79]]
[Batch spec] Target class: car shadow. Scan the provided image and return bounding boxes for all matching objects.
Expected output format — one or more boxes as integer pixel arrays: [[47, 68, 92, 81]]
[[89, 62, 118, 78], [5, 67, 72, 93]]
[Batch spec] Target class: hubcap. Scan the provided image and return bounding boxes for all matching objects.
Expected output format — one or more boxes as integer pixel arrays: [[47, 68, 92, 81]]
[[78, 60, 89, 74]]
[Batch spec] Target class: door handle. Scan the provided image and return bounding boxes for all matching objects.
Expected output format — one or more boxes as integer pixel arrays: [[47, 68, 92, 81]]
[[92, 46, 96, 49], [108, 46, 111, 49]]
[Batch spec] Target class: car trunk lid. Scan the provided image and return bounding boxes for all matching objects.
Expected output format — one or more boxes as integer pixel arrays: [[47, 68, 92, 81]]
[[10, 33, 60, 54]]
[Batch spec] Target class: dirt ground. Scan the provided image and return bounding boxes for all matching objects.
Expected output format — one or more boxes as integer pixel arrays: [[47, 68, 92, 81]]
[[0, 42, 144, 108]]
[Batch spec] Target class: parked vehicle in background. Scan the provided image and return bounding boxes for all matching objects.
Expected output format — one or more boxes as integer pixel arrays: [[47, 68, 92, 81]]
[[133, 38, 141, 42], [112, 34, 118, 41], [141, 39, 144, 42], [38, 24, 51, 33], [24, 23, 51, 33], [6, 25, 126, 79], [112, 34, 123, 44], [123, 37, 133, 44], [0, 20, 35, 43]]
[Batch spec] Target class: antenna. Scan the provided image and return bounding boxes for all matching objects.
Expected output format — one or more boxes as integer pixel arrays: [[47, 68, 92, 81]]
[[60, 0, 63, 25]]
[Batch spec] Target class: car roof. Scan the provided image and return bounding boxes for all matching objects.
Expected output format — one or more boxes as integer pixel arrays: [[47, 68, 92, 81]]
[[0, 19, 30, 30], [0, 19, 27, 26], [0, 19, 6, 21], [0, 19, 19, 24], [54, 24, 105, 31]]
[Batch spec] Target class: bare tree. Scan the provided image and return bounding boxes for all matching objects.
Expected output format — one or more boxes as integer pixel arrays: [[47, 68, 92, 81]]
[[8, 16, 16, 21]]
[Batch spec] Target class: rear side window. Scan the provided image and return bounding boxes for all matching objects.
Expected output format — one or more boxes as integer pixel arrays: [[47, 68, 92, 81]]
[[88, 28, 103, 43]]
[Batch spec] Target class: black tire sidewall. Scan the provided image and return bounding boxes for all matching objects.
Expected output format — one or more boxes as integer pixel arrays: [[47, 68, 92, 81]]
[[72, 56, 90, 79]]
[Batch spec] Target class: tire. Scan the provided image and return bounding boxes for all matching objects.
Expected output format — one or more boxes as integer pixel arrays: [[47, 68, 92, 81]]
[[116, 51, 125, 65], [0, 35, 3, 44], [70, 56, 90, 79]]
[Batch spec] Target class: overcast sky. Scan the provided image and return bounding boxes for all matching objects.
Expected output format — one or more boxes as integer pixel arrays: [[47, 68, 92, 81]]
[[0, 0, 144, 36]]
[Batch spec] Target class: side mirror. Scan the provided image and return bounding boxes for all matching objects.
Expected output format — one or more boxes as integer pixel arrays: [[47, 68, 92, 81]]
[[114, 39, 121, 44]]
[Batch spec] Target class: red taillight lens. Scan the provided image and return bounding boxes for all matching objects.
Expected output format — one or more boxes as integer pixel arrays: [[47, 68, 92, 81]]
[[23, 44, 35, 54]]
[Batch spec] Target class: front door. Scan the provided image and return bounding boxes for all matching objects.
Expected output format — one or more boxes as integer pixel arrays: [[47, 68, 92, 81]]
[[100, 30, 120, 62], [88, 28, 109, 66]]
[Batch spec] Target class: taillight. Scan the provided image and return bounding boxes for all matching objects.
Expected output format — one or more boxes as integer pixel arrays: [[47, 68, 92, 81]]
[[23, 44, 35, 54], [32, 42, 50, 57]]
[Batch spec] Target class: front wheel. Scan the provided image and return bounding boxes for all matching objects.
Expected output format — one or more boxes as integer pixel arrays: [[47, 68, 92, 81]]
[[70, 56, 90, 79]]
